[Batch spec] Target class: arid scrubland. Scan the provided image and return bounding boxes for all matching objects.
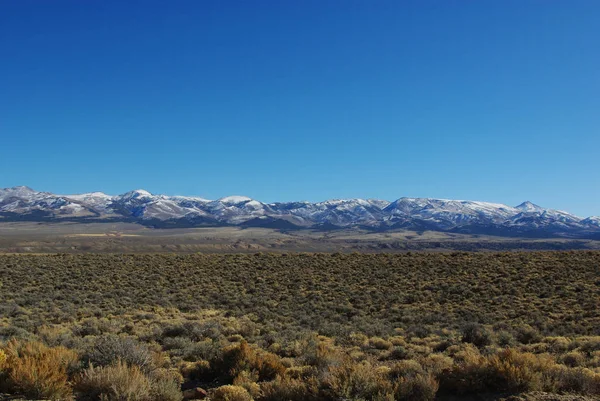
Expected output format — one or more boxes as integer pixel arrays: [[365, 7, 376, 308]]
[[0, 252, 599, 400]]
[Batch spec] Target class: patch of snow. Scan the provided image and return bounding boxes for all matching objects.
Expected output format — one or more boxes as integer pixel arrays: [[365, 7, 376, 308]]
[[218, 196, 253, 204]]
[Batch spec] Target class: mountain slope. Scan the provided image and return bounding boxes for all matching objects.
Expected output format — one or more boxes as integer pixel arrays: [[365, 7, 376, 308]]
[[0, 186, 598, 239]]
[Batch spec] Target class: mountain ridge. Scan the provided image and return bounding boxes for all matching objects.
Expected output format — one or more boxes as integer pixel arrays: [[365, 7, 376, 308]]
[[0, 186, 598, 239]]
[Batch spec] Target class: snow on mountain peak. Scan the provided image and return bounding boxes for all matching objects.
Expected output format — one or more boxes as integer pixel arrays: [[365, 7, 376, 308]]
[[65, 191, 111, 200], [118, 189, 153, 200], [583, 216, 600, 227], [0, 186, 38, 198], [218, 196, 253, 204], [515, 201, 545, 213]]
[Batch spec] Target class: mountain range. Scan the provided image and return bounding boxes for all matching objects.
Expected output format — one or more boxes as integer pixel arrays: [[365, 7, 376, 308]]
[[1, 186, 599, 239]]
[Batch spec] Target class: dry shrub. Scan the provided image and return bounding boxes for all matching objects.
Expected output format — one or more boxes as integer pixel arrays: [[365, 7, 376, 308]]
[[149, 376, 183, 401], [1, 339, 77, 400], [301, 341, 341, 373], [461, 323, 492, 348], [578, 337, 600, 354], [515, 324, 542, 344], [150, 367, 184, 385], [0, 348, 6, 370], [369, 337, 393, 350], [388, 359, 438, 401], [212, 385, 253, 401], [345, 332, 369, 347], [389, 359, 423, 380], [75, 360, 152, 401], [438, 345, 489, 394], [419, 354, 453, 375], [148, 368, 184, 401], [323, 359, 394, 400], [217, 341, 285, 382], [544, 336, 572, 353], [252, 351, 286, 382], [394, 373, 438, 401], [441, 347, 600, 396], [381, 346, 411, 361], [561, 351, 586, 367], [84, 334, 154, 372], [549, 366, 600, 394], [390, 336, 407, 347], [181, 359, 214, 381], [233, 370, 261, 399], [284, 365, 318, 380], [486, 348, 554, 392], [259, 375, 320, 401]]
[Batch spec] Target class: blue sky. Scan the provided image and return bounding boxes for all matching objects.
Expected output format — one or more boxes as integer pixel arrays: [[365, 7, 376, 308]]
[[1, 1, 598, 216]]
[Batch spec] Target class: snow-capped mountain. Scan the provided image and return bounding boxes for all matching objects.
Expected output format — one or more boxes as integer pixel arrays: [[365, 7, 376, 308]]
[[0, 186, 598, 239], [383, 198, 519, 229], [582, 216, 600, 228]]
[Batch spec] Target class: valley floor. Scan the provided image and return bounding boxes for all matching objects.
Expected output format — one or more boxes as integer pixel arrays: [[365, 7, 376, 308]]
[[1, 222, 600, 253]]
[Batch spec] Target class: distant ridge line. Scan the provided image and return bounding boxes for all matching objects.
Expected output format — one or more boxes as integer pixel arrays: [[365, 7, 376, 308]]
[[0, 186, 598, 239]]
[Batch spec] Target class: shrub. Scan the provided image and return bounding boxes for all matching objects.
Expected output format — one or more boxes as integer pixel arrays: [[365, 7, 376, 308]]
[[515, 325, 542, 345], [438, 347, 489, 394], [486, 348, 551, 392], [75, 360, 152, 401], [0, 348, 6, 370], [212, 385, 253, 401], [389, 359, 424, 380], [150, 376, 183, 401], [496, 330, 516, 347], [163, 337, 221, 362], [216, 341, 285, 382], [441, 348, 564, 395], [1, 339, 77, 400], [259, 375, 320, 401], [461, 323, 492, 348], [549, 365, 600, 394], [300, 341, 341, 372], [344, 332, 369, 347], [382, 345, 413, 360], [419, 354, 453, 375], [232, 370, 261, 399], [181, 359, 216, 381], [561, 351, 586, 367], [84, 334, 153, 372], [369, 337, 393, 350], [252, 351, 286, 382], [284, 365, 318, 380], [388, 359, 438, 400], [323, 360, 394, 400], [394, 372, 438, 401]]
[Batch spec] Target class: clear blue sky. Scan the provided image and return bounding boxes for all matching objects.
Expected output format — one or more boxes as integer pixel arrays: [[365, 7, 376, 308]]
[[1, 1, 598, 216]]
